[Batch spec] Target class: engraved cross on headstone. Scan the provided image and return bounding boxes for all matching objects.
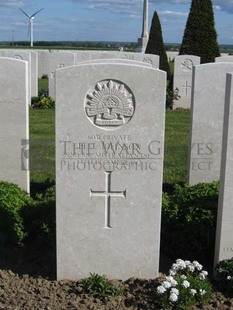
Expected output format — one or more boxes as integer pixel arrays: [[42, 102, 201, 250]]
[[90, 171, 126, 229], [182, 81, 191, 96]]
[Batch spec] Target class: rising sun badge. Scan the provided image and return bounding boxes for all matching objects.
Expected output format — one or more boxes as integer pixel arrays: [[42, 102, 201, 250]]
[[85, 80, 135, 128]]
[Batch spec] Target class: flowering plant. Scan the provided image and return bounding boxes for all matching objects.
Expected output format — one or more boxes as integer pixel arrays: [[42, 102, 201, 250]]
[[156, 259, 212, 309], [215, 258, 233, 296]]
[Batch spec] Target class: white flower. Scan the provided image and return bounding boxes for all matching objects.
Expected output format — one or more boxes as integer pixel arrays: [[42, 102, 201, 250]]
[[171, 288, 179, 295], [218, 268, 223, 273], [169, 292, 178, 302], [193, 261, 203, 271], [200, 289, 207, 296], [190, 289, 197, 296], [169, 269, 177, 277], [182, 280, 190, 288], [187, 264, 195, 272], [181, 275, 187, 280], [166, 276, 178, 286], [184, 260, 191, 266], [199, 270, 208, 280], [157, 285, 166, 294], [227, 276, 232, 280], [163, 281, 172, 289], [176, 259, 186, 269]]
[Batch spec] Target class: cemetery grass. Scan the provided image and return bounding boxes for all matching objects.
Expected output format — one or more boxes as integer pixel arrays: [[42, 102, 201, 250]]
[[38, 77, 48, 92], [29, 108, 55, 192]]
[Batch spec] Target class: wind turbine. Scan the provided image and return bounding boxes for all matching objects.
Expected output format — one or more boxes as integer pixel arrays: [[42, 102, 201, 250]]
[[19, 8, 44, 47]]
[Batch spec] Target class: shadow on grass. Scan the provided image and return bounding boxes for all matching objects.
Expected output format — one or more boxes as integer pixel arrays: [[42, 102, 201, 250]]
[[0, 240, 56, 280], [30, 178, 55, 198]]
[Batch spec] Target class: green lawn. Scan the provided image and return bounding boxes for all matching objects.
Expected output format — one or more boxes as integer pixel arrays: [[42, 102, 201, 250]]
[[29, 109, 190, 185], [164, 111, 190, 184], [38, 78, 48, 92], [30, 109, 55, 183]]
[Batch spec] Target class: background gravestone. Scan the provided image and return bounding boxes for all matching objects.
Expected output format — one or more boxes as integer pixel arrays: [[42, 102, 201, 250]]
[[48, 52, 76, 99], [215, 56, 233, 63], [214, 73, 233, 265], [56, 62, 166, 280], [29, 51, 38, 96], [75, 51, 159, 68], [0, 57, 29, 192], [188, 63, 233, 185], [37, 50, 50, 78], [173, 55, 200, 109], [0, 49, 37, 99], [79, 59, 152, 68]]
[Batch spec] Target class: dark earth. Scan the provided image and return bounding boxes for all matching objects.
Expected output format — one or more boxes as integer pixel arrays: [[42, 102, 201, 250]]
[[1, 248, 233, 310]]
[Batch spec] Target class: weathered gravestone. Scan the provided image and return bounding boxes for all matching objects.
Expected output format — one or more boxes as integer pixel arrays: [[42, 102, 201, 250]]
[[28, 51, 38, 97], [173, 55, 200, 109], [188, 63, 233, 185], [49, 52, 76, 98], [37, 50, 50, 78], [214, 73, 233, 265], [75, 51, 159, 68], [215, 56, 233, 63], [0, 57, 29, 192], [56, 62, 166, 280], [0, 49, 38, 98], [79, 58, 152, 68]]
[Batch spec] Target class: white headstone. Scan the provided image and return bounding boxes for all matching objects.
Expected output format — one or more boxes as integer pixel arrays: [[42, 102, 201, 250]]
[[0, 50, 38, 99], [75, 51, 159, 68], [0, 57, 29, 192], [214, 72, 233, 265], [216, 56, 233, 63], [48, 52, 76, 98], [38, 50, 50, 78], [29, 51, 38, 97], [173, 55, 200, 109], [166, 51, 179, 61], [188, 63, 233, 185], [78, 58, 152, 68], [56, 62, 166, 280]]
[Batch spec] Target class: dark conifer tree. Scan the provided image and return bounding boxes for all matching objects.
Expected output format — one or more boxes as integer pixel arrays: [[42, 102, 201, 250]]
[[146, 10, 170, 79], [179, 0, 220, 63]]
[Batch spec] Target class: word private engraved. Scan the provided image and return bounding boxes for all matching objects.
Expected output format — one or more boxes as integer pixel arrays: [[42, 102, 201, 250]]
[[85, 80, 135, 129]]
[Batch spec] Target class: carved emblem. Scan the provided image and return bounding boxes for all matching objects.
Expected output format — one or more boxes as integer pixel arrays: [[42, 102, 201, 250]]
[[85, 80, 135, 128], [143, 57, 153, 65], [13, 55, 23, 60], [181, 59, 194, 72]]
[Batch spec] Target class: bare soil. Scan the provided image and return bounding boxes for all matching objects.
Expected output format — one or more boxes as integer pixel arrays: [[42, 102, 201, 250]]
[[0, 247, 233, 310]]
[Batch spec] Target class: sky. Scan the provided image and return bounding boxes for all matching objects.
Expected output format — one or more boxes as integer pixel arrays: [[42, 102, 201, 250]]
[[0, 0, 233, 44]]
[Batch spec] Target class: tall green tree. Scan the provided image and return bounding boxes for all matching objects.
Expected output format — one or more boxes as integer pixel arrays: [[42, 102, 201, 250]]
[[146, 10, 170, 79], [179, 0, 220, 63]]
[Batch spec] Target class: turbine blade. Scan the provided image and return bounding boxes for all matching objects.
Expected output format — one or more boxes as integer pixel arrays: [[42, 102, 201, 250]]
[[31, 8, 44, 18], [19, 8, 30, 18]]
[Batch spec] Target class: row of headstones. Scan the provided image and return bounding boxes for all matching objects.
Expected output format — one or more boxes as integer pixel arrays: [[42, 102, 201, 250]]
[[1, 47, 231, 108], [0, 56, 233, 280], [0, 49, 160, 101], [173, 54, 233, 109], [40, 50, 233, 104], [42, 50, 160, 99]]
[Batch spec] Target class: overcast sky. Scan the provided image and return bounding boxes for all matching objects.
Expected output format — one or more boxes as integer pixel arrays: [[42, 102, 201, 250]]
[[0, 0, 232, 44]]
